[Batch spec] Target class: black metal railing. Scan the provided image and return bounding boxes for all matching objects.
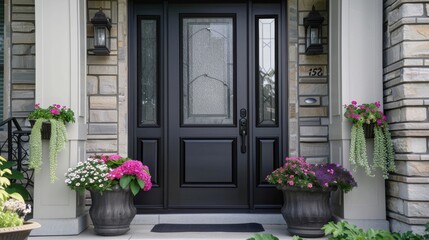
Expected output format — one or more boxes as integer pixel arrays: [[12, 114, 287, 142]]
[[0, 117, 33, 202]]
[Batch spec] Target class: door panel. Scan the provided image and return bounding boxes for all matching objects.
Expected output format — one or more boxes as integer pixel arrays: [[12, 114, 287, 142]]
[[168, 5, 248, 208]]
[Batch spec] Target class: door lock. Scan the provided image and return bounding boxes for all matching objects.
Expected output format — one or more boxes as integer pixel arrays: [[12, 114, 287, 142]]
[[239, 108, 248, 153]]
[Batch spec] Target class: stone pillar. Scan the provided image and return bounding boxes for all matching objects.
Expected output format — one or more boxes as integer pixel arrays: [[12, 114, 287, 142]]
[[31, 0, 88, 235], [384, 0, 429, 233], [329, 0, 389, 230]]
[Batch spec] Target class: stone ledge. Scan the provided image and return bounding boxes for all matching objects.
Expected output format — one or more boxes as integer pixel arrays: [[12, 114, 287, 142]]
[[392, 130, 429, 137], [385, 99, 426, 109], [389, 175, 429, 183], [388, 211, 429, 225], [389, 122, 429, 130]]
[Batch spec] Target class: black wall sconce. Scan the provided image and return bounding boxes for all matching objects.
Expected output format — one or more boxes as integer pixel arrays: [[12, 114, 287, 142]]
[[91, 8, 112, 55], [304, 6, 324, 55]]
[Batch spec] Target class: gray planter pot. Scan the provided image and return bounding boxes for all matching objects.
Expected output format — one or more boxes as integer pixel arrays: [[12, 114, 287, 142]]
[[89, 185, 137, 236], [279, 186, 332, 238]]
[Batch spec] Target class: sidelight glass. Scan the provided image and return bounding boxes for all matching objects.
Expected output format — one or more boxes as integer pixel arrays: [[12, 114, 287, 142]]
[[257, 17, 277, 126], [182, 17, 234, 125], [139, 18, 159, 126]]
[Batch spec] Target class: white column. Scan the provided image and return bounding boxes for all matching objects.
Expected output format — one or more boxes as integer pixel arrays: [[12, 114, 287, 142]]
[[31, 0, 88, 235], [329, 0, 389, 230]]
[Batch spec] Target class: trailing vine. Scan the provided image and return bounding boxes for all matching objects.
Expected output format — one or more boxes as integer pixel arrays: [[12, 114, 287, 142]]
[[373, 125, 387, 178], [29, 119, 68, 183]]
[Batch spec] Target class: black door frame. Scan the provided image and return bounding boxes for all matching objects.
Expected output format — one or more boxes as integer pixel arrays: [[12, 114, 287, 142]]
[[128, 0, 288, 213]]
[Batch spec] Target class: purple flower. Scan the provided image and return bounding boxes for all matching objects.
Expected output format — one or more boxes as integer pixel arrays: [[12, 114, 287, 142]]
[[351, 101, 357, 105]]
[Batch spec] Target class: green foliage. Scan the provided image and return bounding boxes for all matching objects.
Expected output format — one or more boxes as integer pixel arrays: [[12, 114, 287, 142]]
[[0, 161, 30, 201], [0, 211, 23, 228], [247, 233, 279, 240], [291, 236, 304, 240], [29, 118, 68, 183], [28, 103, 75, 123], [391, 222, 429, 240], [322, 221, 395, 240], [349, 125, 372, 176]]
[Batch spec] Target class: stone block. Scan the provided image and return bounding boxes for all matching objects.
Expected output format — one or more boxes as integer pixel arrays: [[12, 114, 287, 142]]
[[402, 4, 424, 17], [11, 70, 35, 83], [11, 33, 35, 44], [403, 42, 429, 58], [87, 55, 117, 65], [298, 66, 327, 77], [12, 90, 34, 99], [13, 0, 35, 4], [298, 0, 327, 11], [88, 65, 117, 75], [391, 84, 429, 101], [11, 99, 34, 112], [87, 76, 98, 95], [99, 76, 117, 94], [88, 124, 118, 135], [390, 219, 426, 234], [396, 161, 429, 177], [300, 142, 329, 156], [402, 68, 429, 82], [299, 54, 328, 65], [405, 201, 429, 217], [12, 6, 35, 13], [87, 1, 111, 9], [300, 126, 328, 136], [387, 197, 404, 214], [12, 13, 35, 21], [403, 25, 429, 41], [427, 4, 429, 16], [299, 84, 328, 95], [90, 96, 117, 109], [12, 45, 33, 55], [86, 139, 117, 152], [305, 157, 327, 164], [392, 138, 427, 153], [90, 110, 118, 123], [11, 22, 35, 33], [12, 55, 35, 68], [299, 107, 328, 117], [402, 107, 427, 121]]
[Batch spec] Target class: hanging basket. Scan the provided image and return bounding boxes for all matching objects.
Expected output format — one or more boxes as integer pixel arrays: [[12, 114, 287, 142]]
[[363, 123, 375, 139], [29, 120, 52, 140]]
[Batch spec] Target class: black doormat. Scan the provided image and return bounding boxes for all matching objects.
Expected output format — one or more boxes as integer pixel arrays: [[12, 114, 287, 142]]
[[151, 223, 264, 233]]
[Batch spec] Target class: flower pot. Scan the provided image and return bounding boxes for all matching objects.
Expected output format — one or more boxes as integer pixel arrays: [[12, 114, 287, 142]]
[[279, 186, 332, 238], [0, 221, 41, 240], [89, 185, 136, 236], [29, 120, 51, 140]]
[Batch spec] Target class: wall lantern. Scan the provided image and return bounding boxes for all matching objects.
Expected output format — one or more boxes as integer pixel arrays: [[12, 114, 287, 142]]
[[304, 6, 324, 55], [91, 8, 112, 55]]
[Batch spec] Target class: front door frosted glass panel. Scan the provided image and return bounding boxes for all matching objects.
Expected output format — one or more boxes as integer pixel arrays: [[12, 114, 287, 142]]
[[182, 17, 234, 125]]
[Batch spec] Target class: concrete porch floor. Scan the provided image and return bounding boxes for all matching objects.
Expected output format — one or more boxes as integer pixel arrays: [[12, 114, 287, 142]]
[[29, 224, 327, 239]]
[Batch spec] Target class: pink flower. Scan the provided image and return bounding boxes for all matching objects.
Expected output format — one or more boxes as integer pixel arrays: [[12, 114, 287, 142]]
[[307, 183, 313, 188], [288, 180, 294, 186], [277, 179, 282, 184], [50, 108, 60, 115], [108, 160, 152, 191], [382, 115, 387, 121], [324, 183, 329, 187], [289, 175, 294, 179], [34, 103, 40, 109], [108, 154, 122, 161], [55, 104, 61, 108], [360, 105, 365, 110], [351, 101, 357, 105], [375, 101, 381, 108], [377, 119, 383, 125]]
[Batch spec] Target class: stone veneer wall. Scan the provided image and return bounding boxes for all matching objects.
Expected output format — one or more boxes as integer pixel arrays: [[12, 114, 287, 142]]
[[7, 0, 35, 125], [384, 0, 429, 232], [288, 0, 329, 161], [86, 0, 128, 156]]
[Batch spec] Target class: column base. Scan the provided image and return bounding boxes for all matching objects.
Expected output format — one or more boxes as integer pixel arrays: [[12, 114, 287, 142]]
[[30, 213, 89, 236], [333, 215, 389, 231]]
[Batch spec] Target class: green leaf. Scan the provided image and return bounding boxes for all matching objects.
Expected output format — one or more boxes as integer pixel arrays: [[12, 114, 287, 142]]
[[5, 170, 24, 180], [0, 161, 14, 170], [9, 192, 24, 203], [130, 181, 139, 196], [137, 179, 145, 189], [120, 175, 132, 189], [6, 184, 30, 201]]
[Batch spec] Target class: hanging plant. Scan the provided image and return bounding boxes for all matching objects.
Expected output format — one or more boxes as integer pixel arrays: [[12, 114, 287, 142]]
[[28, 104, 75, 183], [344, 101, 396, 179]]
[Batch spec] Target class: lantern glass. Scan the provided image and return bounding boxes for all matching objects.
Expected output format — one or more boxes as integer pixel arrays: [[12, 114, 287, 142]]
[[94, 26, 107, 47], [306, 26, 320, 48]]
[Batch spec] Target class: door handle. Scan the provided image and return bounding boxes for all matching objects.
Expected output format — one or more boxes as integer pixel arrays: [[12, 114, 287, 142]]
[[239, 108, 248, 153]]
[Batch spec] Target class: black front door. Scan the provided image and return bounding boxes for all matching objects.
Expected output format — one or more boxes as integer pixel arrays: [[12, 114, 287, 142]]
[[129, 1, 286, 211]]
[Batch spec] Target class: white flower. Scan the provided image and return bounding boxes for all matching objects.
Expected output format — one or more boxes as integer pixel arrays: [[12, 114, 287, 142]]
[[76, 183, 80, 186], [99, 184, 104, 187]]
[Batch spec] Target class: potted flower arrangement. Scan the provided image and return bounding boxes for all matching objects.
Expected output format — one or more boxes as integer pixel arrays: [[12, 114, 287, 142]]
[[65, 154, 152, 236], [28, 103, 75, 183], [266, 157, 357, 238], [344, 101, 395, 178], [0, 156, 40, 239]]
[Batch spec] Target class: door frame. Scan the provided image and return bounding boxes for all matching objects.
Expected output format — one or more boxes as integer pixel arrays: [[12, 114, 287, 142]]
[[128, 0, 289, 212]]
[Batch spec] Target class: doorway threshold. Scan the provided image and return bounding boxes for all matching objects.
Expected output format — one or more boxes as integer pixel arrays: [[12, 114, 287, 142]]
[[131, 213, 286, 225]]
